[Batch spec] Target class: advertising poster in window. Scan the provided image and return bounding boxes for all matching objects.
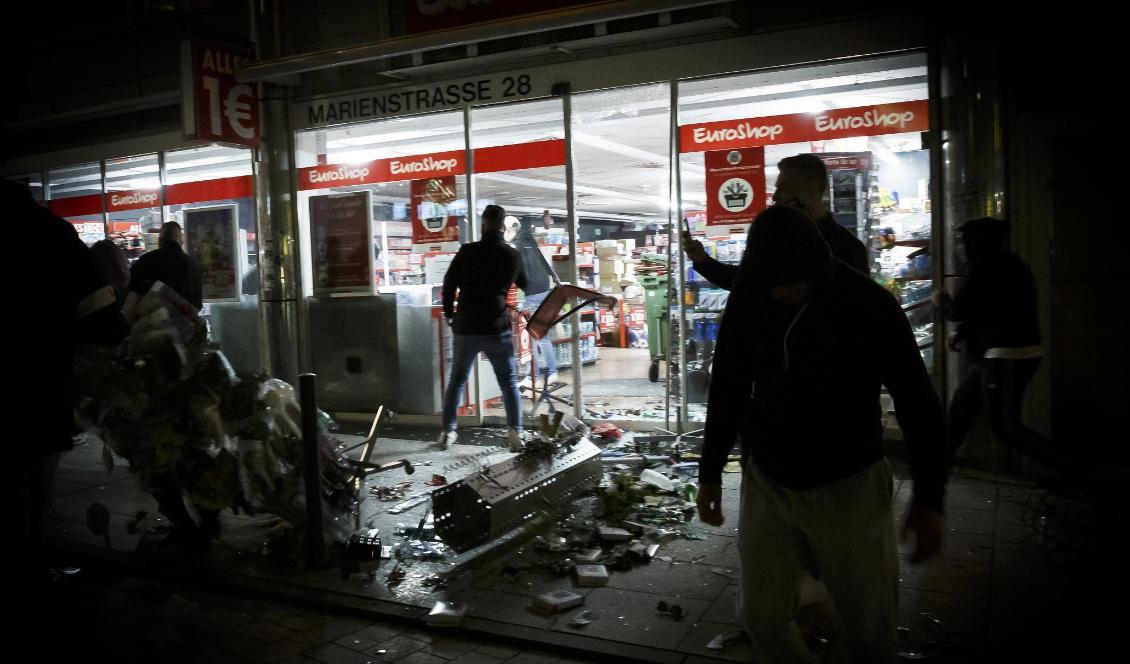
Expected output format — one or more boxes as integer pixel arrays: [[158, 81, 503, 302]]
[[184, 205, 240, 302], [309, 191, 374, 295], [705, 147, 766, 227], [410, 176, 460, 246]]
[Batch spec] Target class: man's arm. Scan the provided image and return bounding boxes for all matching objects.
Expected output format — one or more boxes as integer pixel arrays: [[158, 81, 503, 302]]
[[442, 248, 464, 321], [512, 247, 528, 292], [877, 289, 948, 561], [682, 230, 738, 290]]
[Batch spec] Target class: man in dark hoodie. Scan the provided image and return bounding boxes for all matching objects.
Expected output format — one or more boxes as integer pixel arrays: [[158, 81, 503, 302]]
[[129, 221, 203, 310], [938, 217, 1069, 470], [683, 153, 870, 288], [696, 205, 948, 662]]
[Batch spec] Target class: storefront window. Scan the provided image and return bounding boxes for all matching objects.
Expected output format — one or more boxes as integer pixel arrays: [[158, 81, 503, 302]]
[[571, 83, 674, 424], [677, 53, 933, 423], [471, 97, 571, 422], [48, 162, 104, 246], [163, 145, 256, 299], [296, 111, 472, 418], [104, 153, 162, 262]]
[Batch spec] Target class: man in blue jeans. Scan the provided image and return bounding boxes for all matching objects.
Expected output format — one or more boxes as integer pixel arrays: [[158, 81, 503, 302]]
[[505, 215, 559, 386], [440, 204, 528, 452]]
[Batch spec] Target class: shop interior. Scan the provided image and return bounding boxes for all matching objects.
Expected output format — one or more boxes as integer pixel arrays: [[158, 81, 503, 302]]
[[294, 52, 932, 432]]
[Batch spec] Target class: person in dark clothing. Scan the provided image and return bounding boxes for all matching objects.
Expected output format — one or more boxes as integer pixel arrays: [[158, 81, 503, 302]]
[[90, 238, 130, 304], [129, 221, 203, 309], [937, 217, 1069, 470], [696, 205, 947, 663], [5, 180, 127, 642], [440, 204, 528, 452], [684, 153, 870, 287], [506, 215, 560, 383]]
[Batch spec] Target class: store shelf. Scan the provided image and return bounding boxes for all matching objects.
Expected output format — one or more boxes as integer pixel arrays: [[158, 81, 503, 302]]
[[891, 239, 930, 247], [901, 299, 931, 312], [892, 276, 932, 283]]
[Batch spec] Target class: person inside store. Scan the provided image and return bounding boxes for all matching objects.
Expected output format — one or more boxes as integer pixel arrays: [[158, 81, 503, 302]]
[[90, 237, 131, 304], [935, 216, 1077, 475], [440, 204, 529, 452], [5, 180, 128, 644], [505, 215, 560, 387], [682, 153, 870, 287], [695, 204, 948, 662], [128, 221, 203, 310]]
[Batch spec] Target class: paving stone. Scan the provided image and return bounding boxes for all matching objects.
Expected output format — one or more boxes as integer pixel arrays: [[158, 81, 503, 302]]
[[899, 587, 989, 637], [505, 653, 560, 664], [474, 644, 520, 659], [298, 617, 376, 645], [397, 652, 449, 664], [604, 558, 731, 601], [449, 652, 503, 664], [349, 624, 406, 645], [547, 586, 711, 650], [242, 618, 300, 643], [700, 583, 740, 625], [898, 558, 991, 598], [369, 635, 427, 661], [245, 639, 308, 663], [944, 508, 996, 536], [675, 619, 755, 662], [456, 589, 558, 629], [305, 642, 377, 664], [945, 485, 998, 512], [421, 637, 479, 659]]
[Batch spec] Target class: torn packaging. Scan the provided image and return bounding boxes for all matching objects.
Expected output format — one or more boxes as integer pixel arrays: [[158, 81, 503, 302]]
[[574, 564, 609, 587]]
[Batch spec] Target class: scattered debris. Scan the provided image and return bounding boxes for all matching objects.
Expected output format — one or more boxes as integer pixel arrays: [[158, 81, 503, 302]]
[[656, 600, 685, 620], [346, 528, 383, 560], [126, 510, 149, 535], [707, 631, 749, 651], [369, 482, 413, 501], [388, 492, 431, 514], [531, 589, 585, 614], [598, 526, 632, 542], [575, 548, 603, 563], [574, 564, 610, 587], [568, 609, 597, 628], [426, 601, 466, 626], [638, 468, 675, 491], [591, 423, 623, 441], [897, 641, 954, 660], [425, 474, 448, 486]]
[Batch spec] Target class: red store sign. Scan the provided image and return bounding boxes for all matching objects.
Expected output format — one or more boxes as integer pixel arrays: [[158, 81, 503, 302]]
[[298, 139, 565, 191], [182, 41, 260, 147], [680, 101, 929, 153], [705, 147, 766, 227], [107, 189, 161, 213]]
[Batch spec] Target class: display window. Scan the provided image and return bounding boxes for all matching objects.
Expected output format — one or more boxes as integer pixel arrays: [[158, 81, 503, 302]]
[[163, 145, 256, 300], [676, 53, 934, 422], [104, 153, 163, 262], [47, 162, 105, 246]]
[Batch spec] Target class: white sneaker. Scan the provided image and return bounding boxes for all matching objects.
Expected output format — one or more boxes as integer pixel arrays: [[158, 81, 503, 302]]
[[437, 430, 457, 450], [507, 428, 525, 453], [545, 371, 560, 386]]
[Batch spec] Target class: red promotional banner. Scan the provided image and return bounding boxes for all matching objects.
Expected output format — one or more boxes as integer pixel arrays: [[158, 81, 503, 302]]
[[49, 194, 103, 218], [309, 192, 373, 294], [680, 100, 929, 153], [411, 176, 460, 244], [297, 140, 565, 191], [164, 176, 253, 205], [705, 147, 766, 227], [183, 41, 260, 147], [107, 189, 161, 213]]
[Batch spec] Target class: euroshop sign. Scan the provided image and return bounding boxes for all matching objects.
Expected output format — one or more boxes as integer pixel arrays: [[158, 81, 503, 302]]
[[107, 189, 161, 213], [680, 100, 929, 152], [181, 40, 260, 147]]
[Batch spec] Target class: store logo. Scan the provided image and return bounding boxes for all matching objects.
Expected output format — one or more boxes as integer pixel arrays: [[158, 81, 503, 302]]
[[718, 178, 753, 212], [309, 165, 371, 184], [815, 108, 916, 133], [692, 122, 784, 145], [110, 191, 159, 207], [726, 150, 742, 165], [390, 156, 460, 176]]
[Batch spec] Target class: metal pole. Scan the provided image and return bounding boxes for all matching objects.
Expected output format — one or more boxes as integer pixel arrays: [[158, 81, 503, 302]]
[[299, 372, 327, 566], [463, 104, 483, 426], [670, 81, 688, 434], [562, 90, 583, 419]]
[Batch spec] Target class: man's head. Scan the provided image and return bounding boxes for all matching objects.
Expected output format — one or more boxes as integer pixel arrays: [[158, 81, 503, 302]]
[[159, 221, 184, 248], [481, 204, 506, 234], [958, 217, 1008, 264], [503, 215, 521, 242], [745, 204, 832, 303], [772, 154, 828, 218]]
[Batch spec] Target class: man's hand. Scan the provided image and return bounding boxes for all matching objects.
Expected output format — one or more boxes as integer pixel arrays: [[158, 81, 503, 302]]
[[682, 231, 708, 263], [696, 483, 725, 526], [902, 504, 944, 564]]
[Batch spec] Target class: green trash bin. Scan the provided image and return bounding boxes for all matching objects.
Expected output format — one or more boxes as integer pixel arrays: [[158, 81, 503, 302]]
[[641, 274, 668, 382]]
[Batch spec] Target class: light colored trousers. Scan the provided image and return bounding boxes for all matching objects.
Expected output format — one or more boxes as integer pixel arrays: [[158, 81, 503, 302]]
[[737, 459, 898, 664]]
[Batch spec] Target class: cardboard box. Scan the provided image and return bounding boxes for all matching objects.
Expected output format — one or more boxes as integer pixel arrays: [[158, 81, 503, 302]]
[[617, 238, 636, 252], [598, 258, 624, 275], [574, 564, 610, 587], [596, 245, 622, 258], [531, 589, 585, 614]]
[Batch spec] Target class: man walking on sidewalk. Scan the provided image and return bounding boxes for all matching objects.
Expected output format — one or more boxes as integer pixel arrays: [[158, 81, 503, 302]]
[[696, 205, 948, 662], [440, 204, 528, 452]]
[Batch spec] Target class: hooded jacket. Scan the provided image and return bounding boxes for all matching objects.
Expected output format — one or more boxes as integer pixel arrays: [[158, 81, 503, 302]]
[[700, 206, 948, 512]]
